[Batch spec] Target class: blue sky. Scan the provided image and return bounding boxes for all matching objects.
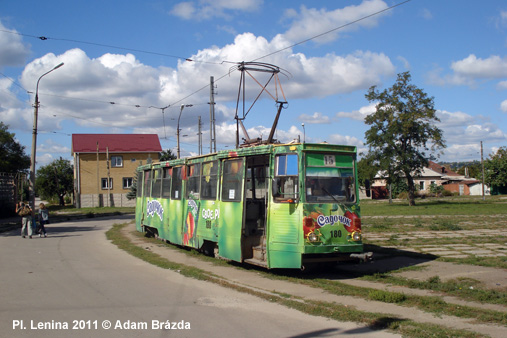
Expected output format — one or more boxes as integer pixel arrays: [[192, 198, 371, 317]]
[[1, 0, 506, 169]]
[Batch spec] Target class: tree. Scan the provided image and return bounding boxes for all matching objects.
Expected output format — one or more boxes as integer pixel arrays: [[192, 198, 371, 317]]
[[364, 71, 445, 206], [484, 147, 507, 194], [0, 122, 30, 173], [126, 171, 139, 200], [159, 149, 176, 161], [35, 158, 74, 206], [357, 152, 379, 187], [456, 161, 482, 179]]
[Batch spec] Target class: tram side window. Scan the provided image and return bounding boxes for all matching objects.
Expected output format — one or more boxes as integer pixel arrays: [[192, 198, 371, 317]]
[[246, 166, 267, 200], [221, 159, 243, 202], [201, 161, 218, 200], [273, 154, 298, 202], [162, 167, 172, 198], [186, 163, 201, 199], [151, 168, 162, 198], [143, 170, 151, 198], [136, 172, 143, 198], [171, 167, 182, 200]]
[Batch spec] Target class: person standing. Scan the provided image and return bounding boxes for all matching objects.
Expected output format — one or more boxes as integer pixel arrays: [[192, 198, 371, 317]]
[[16, 202, 33, 239], [38, 203, 49, 237]]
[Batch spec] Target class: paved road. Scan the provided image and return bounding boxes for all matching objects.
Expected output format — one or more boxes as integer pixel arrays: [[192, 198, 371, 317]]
[[0, 216, 398, 338]]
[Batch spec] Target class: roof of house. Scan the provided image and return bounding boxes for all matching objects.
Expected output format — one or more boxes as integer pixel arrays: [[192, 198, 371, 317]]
[[427, 161, 461, 177], [71, 134, 162, 154]]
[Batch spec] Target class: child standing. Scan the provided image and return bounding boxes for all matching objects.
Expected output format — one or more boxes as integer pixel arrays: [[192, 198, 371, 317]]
[[38, 203, 49, 237], [16, 202, 33, 238]]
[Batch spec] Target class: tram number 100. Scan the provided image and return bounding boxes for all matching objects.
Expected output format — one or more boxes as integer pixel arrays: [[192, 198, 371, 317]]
[[330, 230, 342, 238]]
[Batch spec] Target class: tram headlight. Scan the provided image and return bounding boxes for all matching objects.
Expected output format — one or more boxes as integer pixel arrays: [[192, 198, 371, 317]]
[[307, 229, 322, 243], [308, 232, 319, 242], [351, 231, 362, 242]]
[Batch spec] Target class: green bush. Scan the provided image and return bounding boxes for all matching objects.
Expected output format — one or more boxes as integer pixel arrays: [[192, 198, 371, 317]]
[[442, 189, 453, 196], [429, 183, 444, 195], [397, 191, 408, 199]]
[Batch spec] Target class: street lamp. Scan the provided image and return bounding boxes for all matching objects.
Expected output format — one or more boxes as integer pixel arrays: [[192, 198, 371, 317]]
[[177, 104, 193, 159], [301, 123, 305, 143], [30, 62, 64, 217]]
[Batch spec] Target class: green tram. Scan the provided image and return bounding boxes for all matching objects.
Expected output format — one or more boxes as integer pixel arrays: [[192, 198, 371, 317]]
[[135, 142, 366, 269]]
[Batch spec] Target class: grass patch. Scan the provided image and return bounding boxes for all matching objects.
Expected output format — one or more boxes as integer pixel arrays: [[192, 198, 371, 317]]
[[361, 273, 507, 306], [439, 255, 507, 270], [368, 290, 406, 303], [429, 219, 462, 231], [361, 196, 507, 216]]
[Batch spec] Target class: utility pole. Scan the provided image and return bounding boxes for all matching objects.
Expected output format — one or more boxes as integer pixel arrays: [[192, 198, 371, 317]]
[[30, 62, 64, 218], [209, 76, 216, 153], [198, 116, 202, 155], [481, 141, 485, 201]]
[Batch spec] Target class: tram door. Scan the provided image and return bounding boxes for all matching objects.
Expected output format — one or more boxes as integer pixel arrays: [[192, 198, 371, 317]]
[[242, 155, 269, 265], [218, 158, 245, 261], [138, 169, 151, 231]]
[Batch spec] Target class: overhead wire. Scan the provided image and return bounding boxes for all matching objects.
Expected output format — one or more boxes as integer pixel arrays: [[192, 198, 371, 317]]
[[250, 0, 412, 62], [0, 29, 221, 65], [2, 0, 412, 137]]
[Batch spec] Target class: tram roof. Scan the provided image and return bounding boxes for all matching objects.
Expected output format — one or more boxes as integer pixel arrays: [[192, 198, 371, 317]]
[[140, 142, 356, 170]]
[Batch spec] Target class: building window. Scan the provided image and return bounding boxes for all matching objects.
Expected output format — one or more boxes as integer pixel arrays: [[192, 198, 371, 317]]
[[101, 178, 113, 189], [123, 177, 133, 189], [111, 156, 123, 168], [419, 181, 425, 190]]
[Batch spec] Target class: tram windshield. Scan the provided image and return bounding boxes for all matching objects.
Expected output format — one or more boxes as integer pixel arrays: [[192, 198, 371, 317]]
[[305, 154, 356, 203]]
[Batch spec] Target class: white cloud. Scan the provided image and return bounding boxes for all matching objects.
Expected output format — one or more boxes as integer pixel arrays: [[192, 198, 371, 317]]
[[170, 0, 263, 20], [428, 55, 507, 87], [170, 2, 196, 20], [36, 153, 54, 167], [336, 103, 376, 121], [442, 144, 481, 162], [436, 110, 506, 146], [451, 54, 507, 79], [327, 134, 363, 147], [501, 100, 507, 113], [282, 0, 389, 44], [437, 110, 475, 128], [0, 21, 30, 67], [497, 81, 507, 90], [37, 139, 71, 154], [298, 112, 330, 124], [6, 28, 395, 161]]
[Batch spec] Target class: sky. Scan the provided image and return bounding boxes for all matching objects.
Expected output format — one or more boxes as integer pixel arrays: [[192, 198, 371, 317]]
[[1, 0, 506, 169]]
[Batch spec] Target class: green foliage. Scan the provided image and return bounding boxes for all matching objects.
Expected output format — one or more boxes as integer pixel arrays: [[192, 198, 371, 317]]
[[35, 158, 73, 206], [126, 171, 138, 200], [455, 161, 482, 179], [159, 149, 176, 161], [357, 152, 379, 187], [391, 179, 409, 198], [364, 72, 446, 206], [429, 182, 444, 195], [484, 146, 507, 189], [0, 122, 30, 173]]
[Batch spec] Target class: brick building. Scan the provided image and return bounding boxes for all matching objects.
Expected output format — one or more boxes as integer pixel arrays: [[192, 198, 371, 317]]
[[72, 134, 161, 208]]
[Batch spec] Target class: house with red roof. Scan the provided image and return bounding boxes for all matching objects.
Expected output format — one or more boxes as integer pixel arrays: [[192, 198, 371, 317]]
[[72, 134, 162, 207], [371, 161, 489, 198]]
